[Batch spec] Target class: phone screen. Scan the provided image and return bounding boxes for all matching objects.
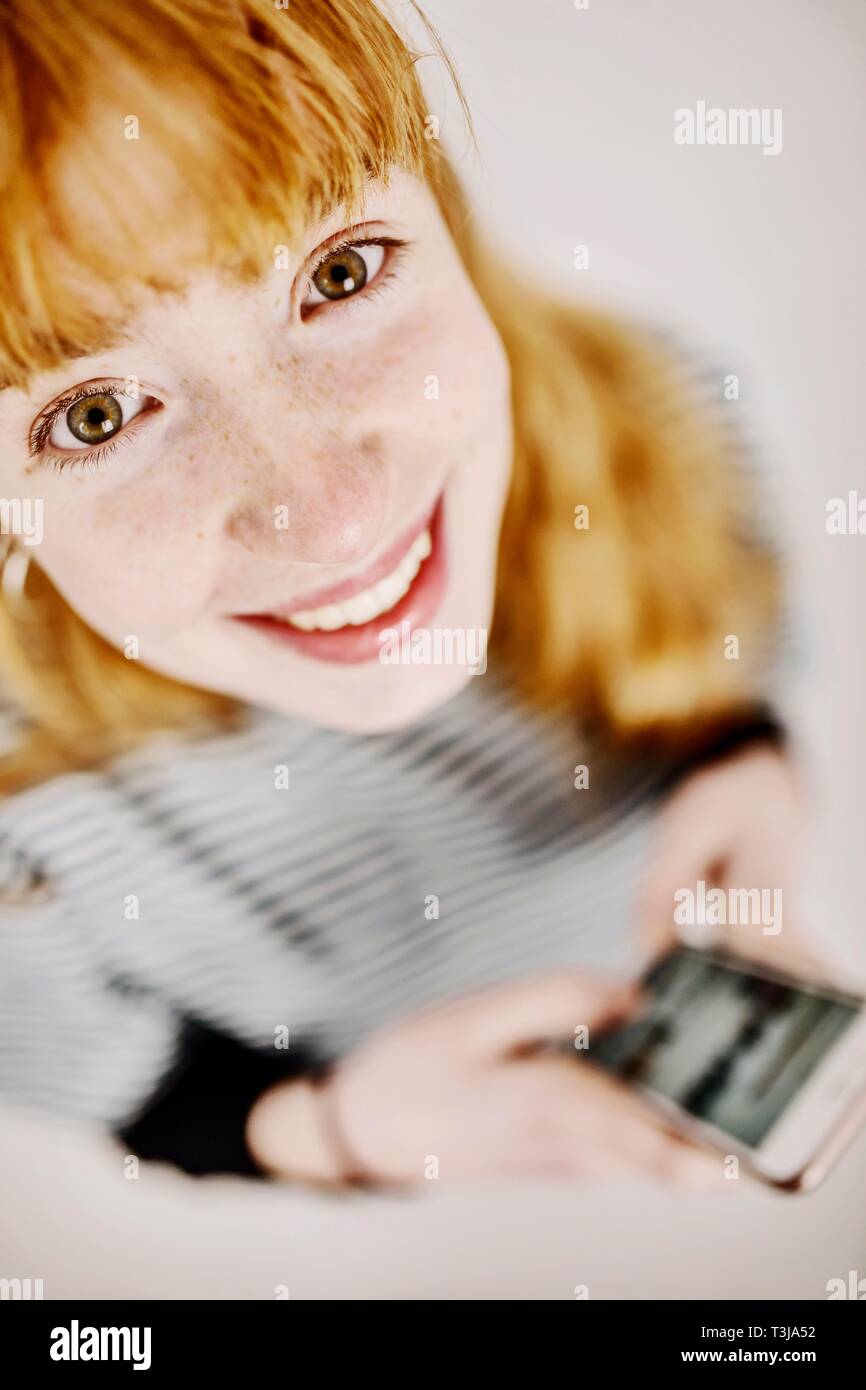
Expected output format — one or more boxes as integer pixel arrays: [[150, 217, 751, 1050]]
[[591, 947, 861, 1147]]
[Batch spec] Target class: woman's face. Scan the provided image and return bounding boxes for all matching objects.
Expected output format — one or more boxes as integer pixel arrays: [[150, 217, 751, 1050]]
[[0, 170, 512, 731]]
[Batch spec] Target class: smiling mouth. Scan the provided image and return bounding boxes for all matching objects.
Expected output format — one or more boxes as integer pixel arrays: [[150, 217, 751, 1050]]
[[233, 493, 448, 664], [280, 524, 432, 631]]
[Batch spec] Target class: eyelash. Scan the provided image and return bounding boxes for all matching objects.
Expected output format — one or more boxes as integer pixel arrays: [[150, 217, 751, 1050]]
[[301, 236, 408, 317], [43, 428, 144, 474], [29, 385, 150, 473], [30, 237, 410, 472]]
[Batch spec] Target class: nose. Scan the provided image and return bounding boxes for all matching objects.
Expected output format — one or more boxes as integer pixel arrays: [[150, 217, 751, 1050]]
[[223, 436, 388, 566]]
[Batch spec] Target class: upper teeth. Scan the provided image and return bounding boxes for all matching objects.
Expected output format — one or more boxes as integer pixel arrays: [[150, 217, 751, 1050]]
[[283, 528, 432, 631]]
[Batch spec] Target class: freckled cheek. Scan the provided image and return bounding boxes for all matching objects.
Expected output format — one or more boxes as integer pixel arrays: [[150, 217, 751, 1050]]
[[379, 292, 508, 445], [42, 498, 213, 635]]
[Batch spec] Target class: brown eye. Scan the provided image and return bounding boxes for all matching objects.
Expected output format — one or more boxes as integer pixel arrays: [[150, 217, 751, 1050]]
[[312, 246, 369, 301], [65, 392, 124, 444], [41, 385, 152, 455], [306, 242, 386, 309]]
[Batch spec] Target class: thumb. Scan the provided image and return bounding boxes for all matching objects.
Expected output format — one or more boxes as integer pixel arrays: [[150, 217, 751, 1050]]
[[458, 970, 640, 1059]]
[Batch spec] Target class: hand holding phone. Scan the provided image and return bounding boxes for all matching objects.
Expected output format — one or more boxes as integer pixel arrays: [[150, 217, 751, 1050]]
[[585, 946, 866, 1190]]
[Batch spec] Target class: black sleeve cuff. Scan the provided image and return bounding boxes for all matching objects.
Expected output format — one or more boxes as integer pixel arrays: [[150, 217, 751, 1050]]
[[652, 704, 788, 797], [117, 1021, 324, 1178]]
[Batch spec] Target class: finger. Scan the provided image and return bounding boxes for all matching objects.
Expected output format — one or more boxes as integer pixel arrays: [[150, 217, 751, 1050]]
[[602, 1112, 727, 1190], [533, 1057, 728, 1188], [719, 917, 828, 977], [456, 970, 641, 1059]]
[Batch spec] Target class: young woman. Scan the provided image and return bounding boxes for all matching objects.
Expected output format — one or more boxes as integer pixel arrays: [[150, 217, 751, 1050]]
[[0, 0, 804, 1190]]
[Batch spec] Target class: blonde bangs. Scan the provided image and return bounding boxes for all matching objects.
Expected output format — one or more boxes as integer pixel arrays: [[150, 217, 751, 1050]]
[[0, 0, 446, 387]]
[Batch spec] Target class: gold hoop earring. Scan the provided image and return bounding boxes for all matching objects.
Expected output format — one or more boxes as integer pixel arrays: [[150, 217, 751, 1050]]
[[0, 535, 38, 618]]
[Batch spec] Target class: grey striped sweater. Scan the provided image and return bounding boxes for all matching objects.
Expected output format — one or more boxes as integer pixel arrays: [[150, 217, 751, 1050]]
[[0, 673, 686, 1133]]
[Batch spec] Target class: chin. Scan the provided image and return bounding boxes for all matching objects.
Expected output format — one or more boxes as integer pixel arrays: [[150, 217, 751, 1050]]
[[314, 662, 482, 735], [237, 617, 488, 732]]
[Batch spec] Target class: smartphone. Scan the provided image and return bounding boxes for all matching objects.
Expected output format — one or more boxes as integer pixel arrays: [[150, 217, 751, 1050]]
[[587, 945, 866, 1190]]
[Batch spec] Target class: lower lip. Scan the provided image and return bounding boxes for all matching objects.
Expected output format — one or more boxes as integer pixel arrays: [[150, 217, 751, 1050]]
[[234, 496, 449, 664]]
